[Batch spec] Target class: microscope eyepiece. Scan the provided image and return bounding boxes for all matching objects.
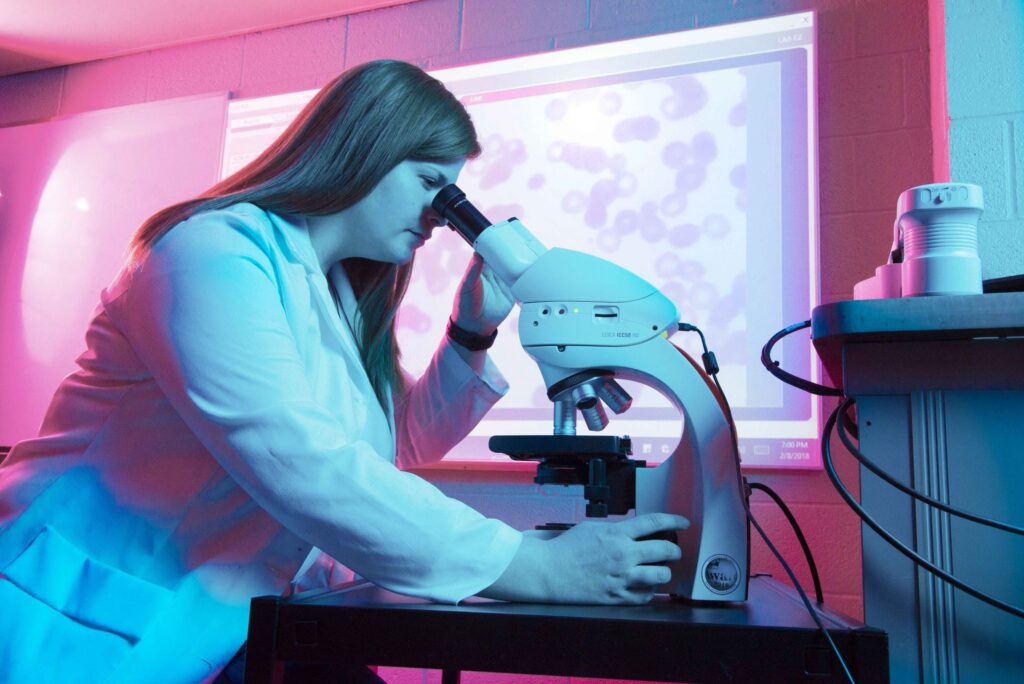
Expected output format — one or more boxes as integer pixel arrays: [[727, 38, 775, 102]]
[[432, 184, 493, 244]]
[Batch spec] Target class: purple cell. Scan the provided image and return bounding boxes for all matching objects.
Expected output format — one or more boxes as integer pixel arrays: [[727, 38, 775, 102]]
[[675, 164, 707, 193], [480, 162, 514, 191], [546, 98, 568, 121], [635, 116, 661, 140], [678, 260, 706, 281], [528, 174, 546, 190], [639, 201, 658, 218], [583, 147, 607, 173], [660, 192, 687, 217], [426, 269, 451, 294], [614, 209, 639, 234], [483, 133, 503, 154], [592, 177, 619, 201], [563, 143, 582, 166], [396, 303, 431, 333], [476, 132, 529, 190], [691, 132, 717, 164], [585, 203, 609, 229], [412, 238, 459, 292], [598, 91, 623, 115], [614, 220, 637, 237], [735, 190, 747, 212], [691, 282, 719, 309], [661, 141, 690, 169], [669, 75, 707, 101], [597, 229, 620, 252], [661, 95, 706, 120], [640, 218, 667, 243], [730, 164, 747, 189], [504, 138, 526, 160], [655, 252, 682, 278], [616, 172, 638, 196], [661, 75, 708, 120], [561, 190, 586, 213], [660, 98, 681, 119], [613, 116, 661, 143], [668, 223, 700, 248], [702, 213, 730, 239]]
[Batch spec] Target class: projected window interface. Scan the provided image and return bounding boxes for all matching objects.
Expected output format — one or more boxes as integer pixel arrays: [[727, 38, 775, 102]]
[[220, 12, 820, 469]]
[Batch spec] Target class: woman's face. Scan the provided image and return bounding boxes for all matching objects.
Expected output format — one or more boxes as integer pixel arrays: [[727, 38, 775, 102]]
[[341, 158, 466, 264]]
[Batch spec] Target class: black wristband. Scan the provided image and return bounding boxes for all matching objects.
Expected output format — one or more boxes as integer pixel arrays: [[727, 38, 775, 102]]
[[447, 317, 498, 351]]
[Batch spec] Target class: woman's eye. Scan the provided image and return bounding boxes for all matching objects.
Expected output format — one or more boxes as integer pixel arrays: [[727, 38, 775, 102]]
[[421, 175, 441, 189]]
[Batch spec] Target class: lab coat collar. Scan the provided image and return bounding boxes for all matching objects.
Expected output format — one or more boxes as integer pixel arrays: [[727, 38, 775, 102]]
[[263, 208, 321, 275], [264, 207, 397, 437]]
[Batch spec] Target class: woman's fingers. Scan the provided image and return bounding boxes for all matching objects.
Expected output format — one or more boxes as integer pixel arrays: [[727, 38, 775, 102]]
[[500, 515, 689, 605], [627, 564, 673, 589], [620, 513, 690, 540], [636, 539, 682, 565]]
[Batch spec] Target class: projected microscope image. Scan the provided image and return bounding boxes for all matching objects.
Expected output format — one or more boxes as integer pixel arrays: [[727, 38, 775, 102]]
[[399, 67, 751, 430]]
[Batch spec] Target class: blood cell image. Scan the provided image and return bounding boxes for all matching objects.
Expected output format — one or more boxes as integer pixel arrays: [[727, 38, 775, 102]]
[[402, 65, 751, 410]]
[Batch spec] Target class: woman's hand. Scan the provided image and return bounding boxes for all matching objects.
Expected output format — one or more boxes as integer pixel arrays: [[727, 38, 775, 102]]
[[479, 513, 690, 605], [450, 254, 515, 336]]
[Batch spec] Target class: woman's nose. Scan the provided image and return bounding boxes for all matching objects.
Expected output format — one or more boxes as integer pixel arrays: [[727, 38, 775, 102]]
[[424, 207, 447, 230]]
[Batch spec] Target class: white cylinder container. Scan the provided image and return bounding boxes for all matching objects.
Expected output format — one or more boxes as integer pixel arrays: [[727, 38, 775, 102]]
[[897, 183, 984, 297]]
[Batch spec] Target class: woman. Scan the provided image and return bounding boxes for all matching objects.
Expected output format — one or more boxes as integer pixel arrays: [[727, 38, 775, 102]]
[[0, 60, 687, 683]]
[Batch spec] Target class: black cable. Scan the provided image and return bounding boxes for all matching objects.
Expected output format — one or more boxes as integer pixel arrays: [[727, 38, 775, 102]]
[[839, 401, 859, 441], [836, 401, 1024, 536], [677, 322, 735, 438], [761, 320, 844, 396], [748, 482, 825, 605], [678, 322, 855, 683], [747, 506, 856, 684], [823, 399, 1024, 619]]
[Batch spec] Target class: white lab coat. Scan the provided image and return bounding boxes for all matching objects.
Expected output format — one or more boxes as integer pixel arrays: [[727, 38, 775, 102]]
[[0, 203, 521, 683]]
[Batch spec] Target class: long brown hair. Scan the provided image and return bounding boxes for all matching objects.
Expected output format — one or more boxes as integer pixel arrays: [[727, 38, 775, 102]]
[[129, 60, 481, 411]]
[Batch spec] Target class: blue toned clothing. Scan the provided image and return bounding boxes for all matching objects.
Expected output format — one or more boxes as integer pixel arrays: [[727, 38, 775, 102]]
[[0, 203, 520, 682]]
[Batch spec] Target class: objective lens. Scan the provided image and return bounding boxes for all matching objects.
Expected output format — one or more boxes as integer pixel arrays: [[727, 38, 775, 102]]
[[572, 383, 609, 432], [553, 398, 577, 436], [597, 379, 633, 415]]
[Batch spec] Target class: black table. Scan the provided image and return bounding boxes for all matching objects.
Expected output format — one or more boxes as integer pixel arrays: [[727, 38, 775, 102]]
[[244, 575, 887, 683]]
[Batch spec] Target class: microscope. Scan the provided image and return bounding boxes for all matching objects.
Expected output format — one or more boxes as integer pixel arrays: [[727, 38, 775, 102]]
[[433, 185, 749, 602]]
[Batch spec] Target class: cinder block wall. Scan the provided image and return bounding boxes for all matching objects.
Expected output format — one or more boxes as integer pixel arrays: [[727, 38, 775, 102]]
[[0, 0, 947, 671], [945, 0, 1024, 278]]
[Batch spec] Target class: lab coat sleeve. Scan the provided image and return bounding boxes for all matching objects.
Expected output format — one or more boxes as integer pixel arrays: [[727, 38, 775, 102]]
[[103, 210, 521, 604], [393, 340, 508, 470]]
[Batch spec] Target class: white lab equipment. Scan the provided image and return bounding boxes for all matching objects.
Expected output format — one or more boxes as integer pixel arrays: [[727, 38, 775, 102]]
[[854, 182, 984, 300], [433, 185, 750, 602]]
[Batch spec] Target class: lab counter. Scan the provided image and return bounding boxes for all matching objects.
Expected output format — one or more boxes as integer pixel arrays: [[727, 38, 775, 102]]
[[244, 575, 887, 683]]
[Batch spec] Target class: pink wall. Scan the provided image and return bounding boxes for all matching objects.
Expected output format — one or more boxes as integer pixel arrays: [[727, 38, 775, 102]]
[[0, 0, 940, 678]]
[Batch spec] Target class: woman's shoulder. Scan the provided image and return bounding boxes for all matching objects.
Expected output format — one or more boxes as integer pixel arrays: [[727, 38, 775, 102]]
[[104, 203, 297, 307], [179, 202, 275, 236], [154, 202, 280, 261]]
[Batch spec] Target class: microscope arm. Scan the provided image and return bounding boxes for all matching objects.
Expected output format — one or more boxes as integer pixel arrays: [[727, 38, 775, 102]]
[[433, 185, 750, 601]]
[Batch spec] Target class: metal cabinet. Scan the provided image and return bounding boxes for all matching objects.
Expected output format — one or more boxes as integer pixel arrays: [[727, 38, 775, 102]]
[[812, 293, 1024, 684]]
